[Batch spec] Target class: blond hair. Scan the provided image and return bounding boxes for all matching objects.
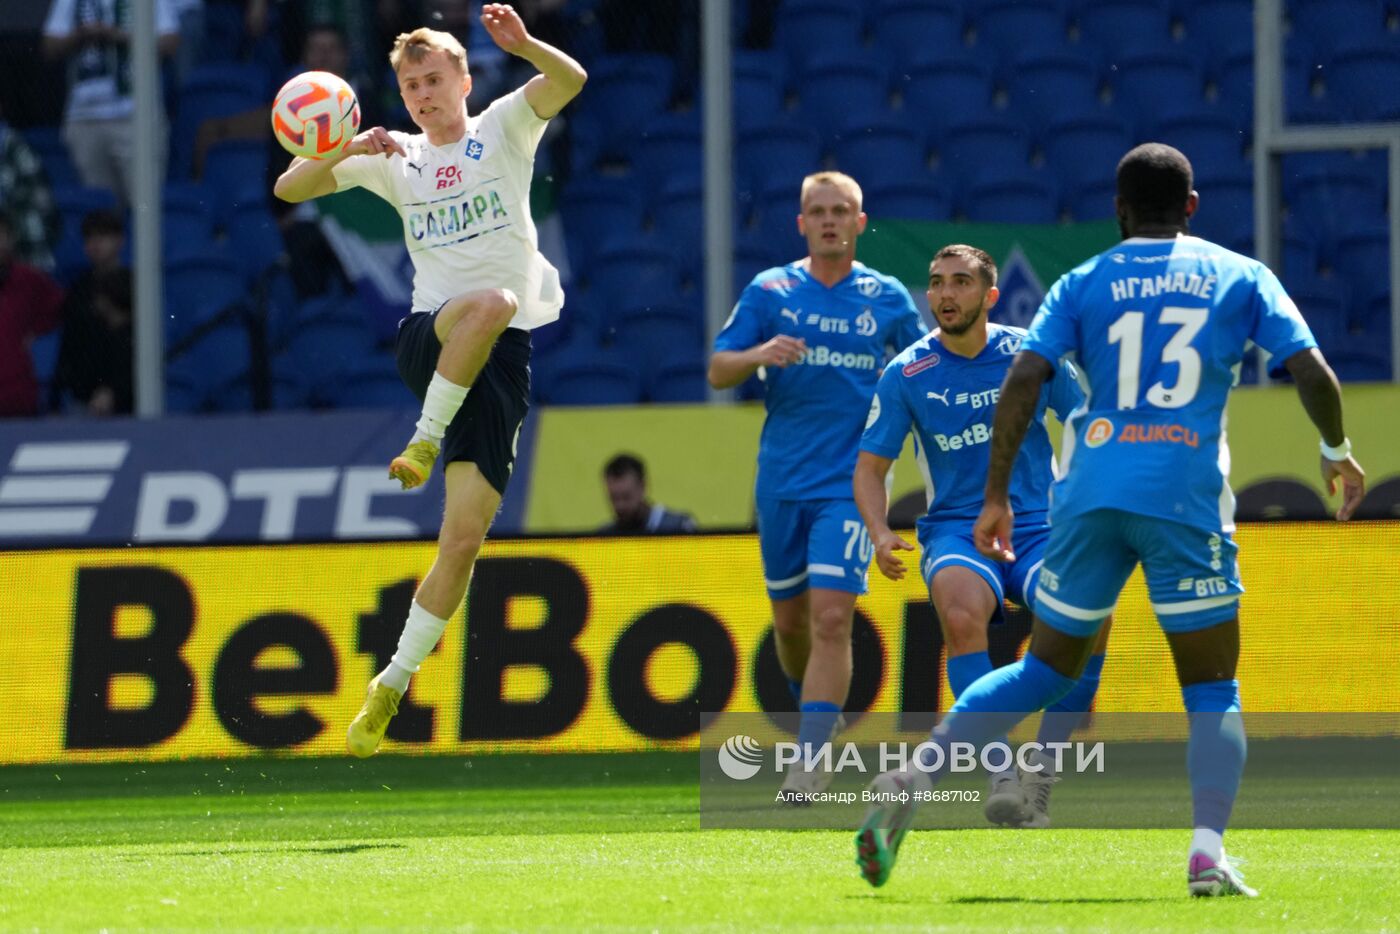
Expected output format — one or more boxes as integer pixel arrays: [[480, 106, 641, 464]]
[[389, 27, 468, 74], [800, 171, 863, 211]]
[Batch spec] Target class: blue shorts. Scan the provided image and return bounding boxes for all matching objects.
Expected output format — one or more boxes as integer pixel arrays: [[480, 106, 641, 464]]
[[918, 522, 1050, 622], [755, 497, 871, 599], [1034, 509, 1243, 637]]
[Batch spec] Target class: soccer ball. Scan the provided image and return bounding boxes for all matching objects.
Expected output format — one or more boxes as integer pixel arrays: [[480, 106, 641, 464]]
[[271, 71, 361, 160]]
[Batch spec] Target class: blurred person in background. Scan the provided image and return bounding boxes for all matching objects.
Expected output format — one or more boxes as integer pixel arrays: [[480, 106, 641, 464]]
[[598, 453, 698, 534], [709, 171, 927, 803], [42, 0, 181, 205], [0, 105, 60, 272], [51, 209, 128, 413], [0, 212, 65, 417]]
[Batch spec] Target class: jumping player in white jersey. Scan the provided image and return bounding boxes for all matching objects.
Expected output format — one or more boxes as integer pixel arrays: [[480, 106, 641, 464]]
[[273, 5, 585, 757]]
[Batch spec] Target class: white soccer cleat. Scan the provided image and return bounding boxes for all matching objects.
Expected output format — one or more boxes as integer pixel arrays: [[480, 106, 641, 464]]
[[1017, 761, 1060, 829], [777, 714, 847, 806], [1188, 849, 1259, 898], [983, 769, 1030, 827]]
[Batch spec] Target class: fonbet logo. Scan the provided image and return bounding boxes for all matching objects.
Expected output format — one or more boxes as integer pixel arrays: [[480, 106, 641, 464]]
[[718, 735, 764, 780], [1085, 417, 1115, 448]]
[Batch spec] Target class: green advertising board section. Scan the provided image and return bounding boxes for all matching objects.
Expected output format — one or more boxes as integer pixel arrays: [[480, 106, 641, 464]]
[[524, 386, 1400, 532]]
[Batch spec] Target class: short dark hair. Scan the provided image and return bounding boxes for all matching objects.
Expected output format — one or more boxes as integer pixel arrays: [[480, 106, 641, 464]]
[[930, 243, 997, 289], [80, 209, 124, 239], [1117, 143, 1193, 223], [604, 453, 645, 482], [305, 20, 348, 44]]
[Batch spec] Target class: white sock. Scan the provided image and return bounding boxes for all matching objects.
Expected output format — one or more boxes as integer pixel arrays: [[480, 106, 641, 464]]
[[1191, 828, 1224, 862], [380, 600, 451, 693], [412, 373, 469, 444]]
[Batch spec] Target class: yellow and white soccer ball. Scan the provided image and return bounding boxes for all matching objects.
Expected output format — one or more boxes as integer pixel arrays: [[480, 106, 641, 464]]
[[271, 70, 361, 160]]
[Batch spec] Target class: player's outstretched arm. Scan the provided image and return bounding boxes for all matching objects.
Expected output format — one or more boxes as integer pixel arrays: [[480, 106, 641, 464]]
[[707, 336, 808, 389], [481, 3, 587, 119], [975, 351, 1054, 562], [273, 128, 406, 202], [854, 452, 915, 580], [1283, 347, 1366, 520]]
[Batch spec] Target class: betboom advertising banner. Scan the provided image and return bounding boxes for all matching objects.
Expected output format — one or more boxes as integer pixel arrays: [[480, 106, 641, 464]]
[[1, 524, 1396, 765]]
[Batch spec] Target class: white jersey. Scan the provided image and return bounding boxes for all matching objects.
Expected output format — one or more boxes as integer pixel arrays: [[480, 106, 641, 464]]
[[331, 86, 563, 330], [43, 0, 180, 122]]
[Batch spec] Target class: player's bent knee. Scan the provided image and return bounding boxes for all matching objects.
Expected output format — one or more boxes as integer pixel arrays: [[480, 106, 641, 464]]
[[810, 606, 853, 643], [939, 605, 985, 651], [438, 524, 487, 566]]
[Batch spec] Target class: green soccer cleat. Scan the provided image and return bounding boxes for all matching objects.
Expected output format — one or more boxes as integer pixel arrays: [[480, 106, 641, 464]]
[[854, 771, 919, 888], [389, 439, 440, 490], [346, 674, 402, 758]]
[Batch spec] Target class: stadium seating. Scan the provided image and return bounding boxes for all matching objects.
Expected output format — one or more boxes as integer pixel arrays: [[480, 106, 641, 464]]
[[1107, 48, 1206, 116], [1152, 111, 1247, 182], [1289, 0, 1387, 51], [648, 361, 708, 403], [1326, 41, 1400, 122], [1285, 163, 1385, 236], [899, 57, 998, 133], [870, 0, 966, 65], [736, 125, 824, 197], [934, 116, 1032, 187], [588, 240, 685, 311], [863, 180, 954, 221], [965, 175, 1061, 223], [200, 139, 268, 189], [1006, 50, 1106, 129], [775, 1, 866, 72], [1041, 115, 1135, 191], [170, 64, 271, 180], [967, 0, 1068, 57], [163, 249, 248, 345], [1184, 0, 1253, 56], [166, 317, 254, 412], [1065, 176, 1118, 221], [572, 55, 675, 159], [1075, 0, 1174, 51], [832, 119, 926, 189], [795, 60, 891, 145], [559, 177, 648, 267]]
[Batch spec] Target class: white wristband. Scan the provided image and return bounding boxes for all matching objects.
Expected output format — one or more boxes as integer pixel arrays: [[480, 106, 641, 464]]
[[1320, 437, 1352, 462]]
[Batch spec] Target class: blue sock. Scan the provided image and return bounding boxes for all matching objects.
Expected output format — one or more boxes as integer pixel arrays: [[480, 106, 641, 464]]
[[1183, 679, 1246, 834], [920, 655, 1076, 774], [947, 651, 1012, 772], [787, 678, 803, 705], [1036, 653, 1106, 749], [796, 701, 841, 766]]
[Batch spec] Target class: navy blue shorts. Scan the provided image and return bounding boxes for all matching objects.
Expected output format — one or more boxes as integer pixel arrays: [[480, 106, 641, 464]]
[[395, 310, 531, 496]]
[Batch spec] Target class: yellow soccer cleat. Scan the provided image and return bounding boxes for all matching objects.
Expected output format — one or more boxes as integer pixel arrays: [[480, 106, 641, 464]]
[[389, 439, 440, 490], [346, 674, 402, 758]]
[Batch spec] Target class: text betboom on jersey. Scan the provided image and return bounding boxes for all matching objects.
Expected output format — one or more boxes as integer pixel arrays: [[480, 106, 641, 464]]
[[794, 344, 878, 370]]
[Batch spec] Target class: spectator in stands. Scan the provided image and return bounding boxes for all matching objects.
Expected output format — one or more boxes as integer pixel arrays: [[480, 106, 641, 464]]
[[599, 453, 698, 534], [0, 107, 60, 272], [42, 0, 181, 205], [68, 267, 133, 415], [51, 208, 126, 412], [0, 212, 65, 417]]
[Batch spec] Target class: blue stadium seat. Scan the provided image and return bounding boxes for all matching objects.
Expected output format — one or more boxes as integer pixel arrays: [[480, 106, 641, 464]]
[[1065, 177, 1118, 221], [1327, 41, 1400, 121], [275, 318, 378, 406], [864, 181, 953, 221], [1107, 49, 1205, 115], [935, 116, 1032, 186], [733, 54, 788, 132], [795, 61, 890, 143], [630, 114, 701, 192], [648, 361, 708, 403], [200, 0, 247, 62], [200, 139, 268, 189], [1041, 115, 1133, 191], [900, 58, 997, 132], [1332, 226, 1391, 307], [589, 242, 683, 310], [967, 0, 1068, 56], [832, 120, 926, 188], [572, 55, 675, 158], [559, 177, 648, 267], [1190, 172, 1253, 244], [1285, 164, 1384, 236], [737, 126, 823, 197], [966, 176, 1061, 223], [224, 201, 286, 276], [871, 0, 966, 66], [652, 180, 707, 263], [745, 183, 805, 263], [1006, 50, 1105, 129], [1153, 112, 1248, 182], [29, 330, 61, 410], [172, 64, 272, 180], [1075, 0, 1173, 51], [163, 250, 247, 344], [1327, 347, 1392, 381], [166, 319, 253, 411], [776, 1, 866, 72], [545, 361, 644, 405], [22, 125, 81, 189], [1185, 0, 1253, 56], [611, 305, 705, 370], [1289, 0, 1386, 53], [161, 184, 217, 260], [733, 245, 777, 298]]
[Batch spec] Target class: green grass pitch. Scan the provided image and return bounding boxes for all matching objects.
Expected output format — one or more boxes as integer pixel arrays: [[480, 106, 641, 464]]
[[1, 753, 1397, 931]]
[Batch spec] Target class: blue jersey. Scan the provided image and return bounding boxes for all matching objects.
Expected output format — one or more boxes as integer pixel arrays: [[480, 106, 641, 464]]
[[716, 261, 926, 500], [1021, 235, 1316, 533], [861, 324, 1084, 535]]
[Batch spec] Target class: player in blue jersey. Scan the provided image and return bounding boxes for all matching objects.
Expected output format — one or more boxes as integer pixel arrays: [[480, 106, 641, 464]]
[[856, 243, 1111, 828], [708, 171, 927, 802], [854, 144, 1366, 894]]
